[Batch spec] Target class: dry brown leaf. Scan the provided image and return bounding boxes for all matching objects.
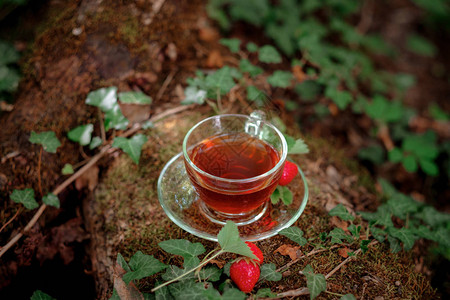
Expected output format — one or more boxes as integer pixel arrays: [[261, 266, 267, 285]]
[[198, 27, 219, 42], [119, 103, 151, 124], [165, 43, 177, 61], [75, 164, 99, 191], [113, 263, 144, 300], [292, 65, 307, 83], [328, 103, 339, 116], [274, 244, 301, 260], [338, 247, 349, 258], [209, 259, 226, 269], [206, 50, 224, 68], [329, 216, 349, 232]]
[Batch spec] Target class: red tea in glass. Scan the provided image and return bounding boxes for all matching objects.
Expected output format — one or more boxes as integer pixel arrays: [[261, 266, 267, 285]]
[[183, 114, 287, 225], [188, 132, 281, 214]]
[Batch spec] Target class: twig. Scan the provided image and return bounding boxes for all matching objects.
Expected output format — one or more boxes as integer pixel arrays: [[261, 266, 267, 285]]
[[146, 0, 166, 26], [0, 207, 22, 234], [1, 151, 20, 164], [0, 104, 193, 258], [98, 108, 106, 143], [155, 69, 177, 102]]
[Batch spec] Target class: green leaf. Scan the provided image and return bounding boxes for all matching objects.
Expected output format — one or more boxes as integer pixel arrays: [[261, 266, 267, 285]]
[[329, 228, 353, 244], [29, 131, 61, 153], [205, 67, 236, 97], [222, 288, 246, 300], [388, 148, 403, 163], [267, 71, 293, 88], [258, 45, 282, 63], [370, 226, 386, 243], [388, 227, 417, 251], [117, 253, 132, 273], [42, 193, 60, 208], [239, 59, 263, 77], [158, 239, 206, 258], [154, 284, 171, 300], [198, 266, 222, 282], [270, 186, 281, 205], [68, 124, 93, 146], [419, 159, 439, 176], [433, 227, 450, 248], [360, 240, 370, 254], [279, 226, 307, 246], [182, 86, 207, 105], [280, 186, 293, 205], [406, 34, 437, 57], [85, 87, 118, 111], [104, 103, 129, 130], [340, 294, 357, 300], [118, 91, 152, 104], [402, 155, 418, 173], [246, 85, 267, 106], [328, 89, 353, 110], [223, 261, 232, 277], [168, 280, 206, 299], [288, 138, 309, 154], [162, 264, 196, 281], [294, 81, 321, 101], [329, 204, 355, 221], [30, 290, 56, 300], [348, 224, 361, 238], [303, 265, 327, 300], [217, 221, 257, 260], [220, 38, 241, 53], [259, 263, 282, 281], [246, 42, 259, 52], [0, 41, 20, 65], [429, 103, 450, 121], [10, 188, 38, 210], [123, 251, 167, 284], [254, 288, 277, 299], [112, 134, 147, 164], [358, 145, 385, 165], [62, 163, 74, 175], [89, 136, 103, 150], [0, 65, 20, 92], [386, 194, 421, 219]]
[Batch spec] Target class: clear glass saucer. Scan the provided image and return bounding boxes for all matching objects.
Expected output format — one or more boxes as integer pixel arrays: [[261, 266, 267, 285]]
[[157, 152, 309, 242]]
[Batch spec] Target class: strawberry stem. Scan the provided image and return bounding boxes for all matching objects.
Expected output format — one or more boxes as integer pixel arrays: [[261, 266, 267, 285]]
[[151, 249, 225, 292]]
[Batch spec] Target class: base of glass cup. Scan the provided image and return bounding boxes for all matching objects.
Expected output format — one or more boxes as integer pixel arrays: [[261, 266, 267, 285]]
[[198, 200, 269, 226]]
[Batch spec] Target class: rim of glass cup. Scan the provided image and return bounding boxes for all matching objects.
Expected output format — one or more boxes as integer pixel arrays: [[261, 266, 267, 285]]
[[182, 114, 288, 184]]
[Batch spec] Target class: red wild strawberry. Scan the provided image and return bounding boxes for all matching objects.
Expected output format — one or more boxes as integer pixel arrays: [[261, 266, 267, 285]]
[[230, 259, 260, 293], [278, 161, 298, 186], [245, 241, 264, 264]]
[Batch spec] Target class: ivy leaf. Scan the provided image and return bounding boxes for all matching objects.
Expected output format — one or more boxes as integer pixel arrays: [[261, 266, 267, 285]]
[[220, 38, 241, 53], [158, 239, 206, 258], [246, 42, 259, 52], [370, 226, 386, 243], [358, 145, 385, 165], [246, 85, 267, 106], [10, 188, 38, 210], [67, 124, 93, 146], [117, 253, 132, 273], [168, 280, 205, 299], [118, 91, 152, 104], [340, 294, 357, 300], [303, 265, 327, 300], [62, 163, 74, 175], [222, 288, 246, 300], [239, 59, 263, 77], [294, 81, 321, 102], [104, 104, 129, 131], [419, 159, 439, 176], [205, 67, 236, 97], [162, 264, 195, 281], [388, 227, 417, 251], [258, 45, 282, 63], [329, 204, 355, 221], [29, 131, 61, 153], [112, 134, 147, 164], [360, 240, 370, 254], [42, 193, 60, 208], [217, 221, 257, 260], [181, 86, 207, 105], [198, 266, 222, 282], [85, 87, 118, 111], [388, 148, 403, 163], [329, 228, 353, 244], [254, 288, 277, 299], [123, 251, 167, 284], [402, 154, 418, 173], [387, 235, 401, 253], [154, 283, 170, 300], [259, 263, 282, 281], [89, 136, 103, 150], [279, 226, 307, 246], [386, 194, 420, 219], [30, 290, 56, 300], [267, 71, 293, 88], [406, 34, 437, 57], [326, 88, 353, 110], [348, 224, 361, 238]]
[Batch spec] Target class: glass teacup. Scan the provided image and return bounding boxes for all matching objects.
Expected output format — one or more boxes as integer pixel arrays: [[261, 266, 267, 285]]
[[183, 112, 287, 225]]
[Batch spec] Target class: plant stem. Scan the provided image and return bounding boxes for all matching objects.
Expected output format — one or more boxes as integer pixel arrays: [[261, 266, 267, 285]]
[[151, 250, 224, 292], [325, 290, 345, 297], [0, 207, 22, 234]]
